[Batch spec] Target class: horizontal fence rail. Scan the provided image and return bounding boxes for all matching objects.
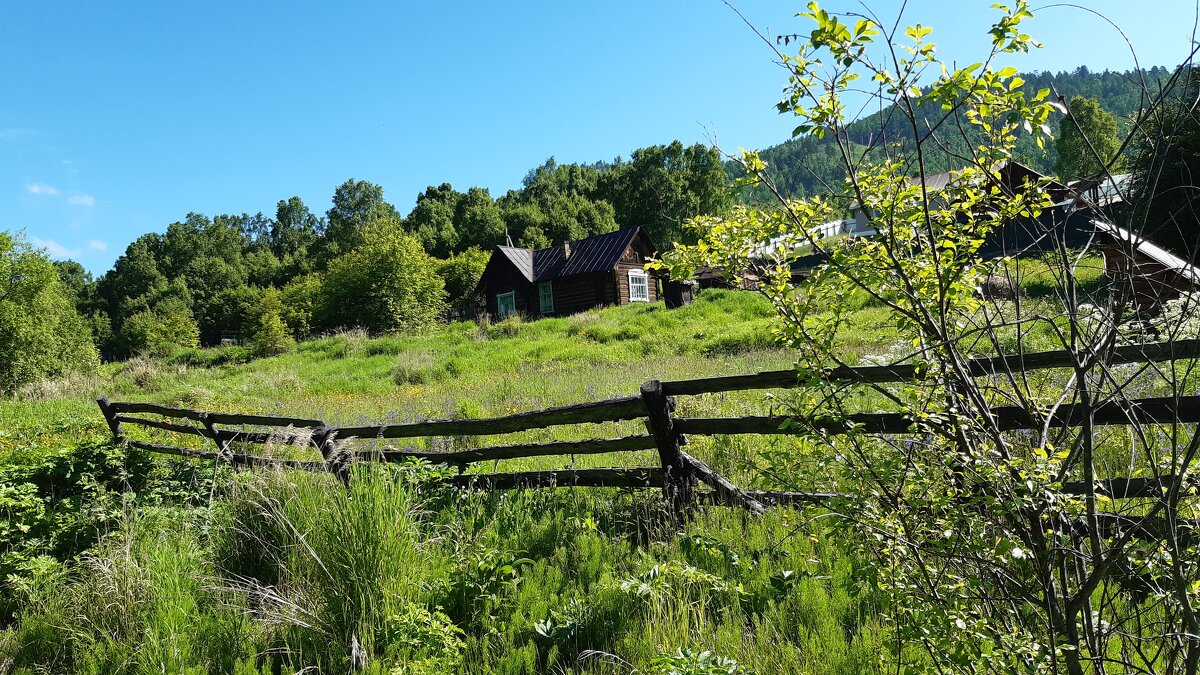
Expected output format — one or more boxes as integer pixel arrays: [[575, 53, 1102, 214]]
[[107, 401, 324, 428], [336, 396, 647, 439], [97, 338, 1200, 529], [364, 435, 658, 465], [674, 395, 1200, 437], [660, 338, 1200, 396]]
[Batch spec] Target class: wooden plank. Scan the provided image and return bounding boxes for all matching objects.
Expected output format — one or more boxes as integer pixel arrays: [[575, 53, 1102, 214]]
[[641, 381, 692, 509], [442, 467, 664, 490], [229, 454, 327, 472], [663, 367, 907, 396], [106, 401, 321, 427], [366, 435, 657, 465], [126, 439, 221, 460], [675, 395, 1200, 437], [205, 412, 324, 428], [96, 398, 122, 440], [337, 396, 646, 439], [128, 439, 327, 472], [1090, 512, 1198, 542], [661, 338, 1200, 396], [675, 413, 913, 436], [216, 429, 315, 446], [115, 415, 213, 438], [109, 401, 205, 421], [680, 451, 764, 515]]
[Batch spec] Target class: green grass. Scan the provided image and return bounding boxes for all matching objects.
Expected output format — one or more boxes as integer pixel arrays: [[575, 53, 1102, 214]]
[[0, 290, 903, 673], [1, 467, 890, 674], [4, 272, 1168, 674]]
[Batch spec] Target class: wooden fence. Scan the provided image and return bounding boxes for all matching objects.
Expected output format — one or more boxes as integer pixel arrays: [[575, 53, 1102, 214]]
[[98, 338, 1200, 521]]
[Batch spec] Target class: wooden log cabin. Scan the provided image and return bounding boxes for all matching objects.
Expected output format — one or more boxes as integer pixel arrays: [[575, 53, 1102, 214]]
[[475, 227, 662, 318]]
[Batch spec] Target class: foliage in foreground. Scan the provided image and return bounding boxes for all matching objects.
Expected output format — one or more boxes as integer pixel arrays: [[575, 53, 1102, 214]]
[[0, 232, 99, 394], [0, 463, 887, 674], [663, 2, 1200, 673]]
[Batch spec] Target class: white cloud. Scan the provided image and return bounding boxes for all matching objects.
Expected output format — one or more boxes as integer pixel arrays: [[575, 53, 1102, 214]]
[[26, 183, 59, 196], [87, 239, 107, 251], [69, 194, 95, 207], [30, 236, 81, 259]]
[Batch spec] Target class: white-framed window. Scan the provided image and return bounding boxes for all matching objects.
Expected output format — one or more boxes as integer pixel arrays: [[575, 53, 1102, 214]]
[[538, 282, 554, 315], [628, 269, 649, 302], [496, 291, 516, 318]]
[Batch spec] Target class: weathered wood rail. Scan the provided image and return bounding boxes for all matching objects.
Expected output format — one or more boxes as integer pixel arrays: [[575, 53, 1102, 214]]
[[98, 338, 1200, 519]]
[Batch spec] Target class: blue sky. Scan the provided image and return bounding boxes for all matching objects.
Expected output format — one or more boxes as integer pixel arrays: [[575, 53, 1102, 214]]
[[2, 1, 1197, 274]]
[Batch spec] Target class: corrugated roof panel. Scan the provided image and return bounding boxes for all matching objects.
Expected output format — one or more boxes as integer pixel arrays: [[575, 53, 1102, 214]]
[[531, 227, 642, 281], [497, 246, 534, 282]]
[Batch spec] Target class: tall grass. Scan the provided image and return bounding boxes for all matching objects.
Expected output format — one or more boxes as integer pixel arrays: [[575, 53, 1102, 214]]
[[1, 464, 892, 674], [1, 291, 906, 673]]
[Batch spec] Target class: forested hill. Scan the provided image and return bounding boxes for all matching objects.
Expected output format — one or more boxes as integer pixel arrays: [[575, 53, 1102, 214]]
[[733, 66, 1172, 202]]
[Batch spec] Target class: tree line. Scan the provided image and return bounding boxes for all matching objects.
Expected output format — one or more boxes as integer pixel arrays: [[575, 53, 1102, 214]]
[[7, 63, 1198, 394], [739, 66, 1170, 203], [1, 141, 729, 392]]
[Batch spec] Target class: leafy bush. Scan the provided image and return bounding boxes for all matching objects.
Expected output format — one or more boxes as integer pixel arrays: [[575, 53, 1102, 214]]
[[317, 222, 446, 334], [245, 289, 294, 357], [119, 296, 201, 356], [649, 649, 753, 675], [0, 231, 99, 394], [381, 602, 464, 674], [437, 247, 490, 307]]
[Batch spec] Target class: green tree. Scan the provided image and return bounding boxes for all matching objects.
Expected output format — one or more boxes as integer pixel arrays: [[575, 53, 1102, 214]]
[[280, 274, 321, 339], [657, 3, 1199, 672], [601, 142, 730, 247], [117, 292, 200, 356], [245, 288, 293, 357], [497, 159, 618, 248], [52, 260, 93, 307], [453, 187, 506, 251], [317, 221, 445, 333], [273, 196, 322, 277], [323, 179, 401, 261], [1055, 96, 1124, 180], [404, 184, 463, 257], [436, 247, 490, 307], [0, 232, 99, 392]]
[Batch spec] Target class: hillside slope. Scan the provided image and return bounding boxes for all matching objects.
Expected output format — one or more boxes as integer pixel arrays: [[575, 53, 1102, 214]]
[[733, 66, 1170, 203]]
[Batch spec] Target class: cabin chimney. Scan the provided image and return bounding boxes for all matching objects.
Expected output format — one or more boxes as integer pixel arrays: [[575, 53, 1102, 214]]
[[561, 241, 571, 259]]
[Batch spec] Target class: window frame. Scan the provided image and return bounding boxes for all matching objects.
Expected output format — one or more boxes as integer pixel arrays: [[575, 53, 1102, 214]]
[[538, 282, 554, 315], [628, 269, 650, 302], [496, 291, 517, 318]]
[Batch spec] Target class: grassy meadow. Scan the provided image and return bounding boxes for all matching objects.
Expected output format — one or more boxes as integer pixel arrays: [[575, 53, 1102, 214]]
[[0, 289, 906, 675], [4, 257, 1162, 675]]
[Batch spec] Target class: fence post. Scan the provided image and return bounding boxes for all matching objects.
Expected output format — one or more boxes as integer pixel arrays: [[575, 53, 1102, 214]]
[[199, 413, 236, 470], [640, 380, 694, 516], [313, 426, 351, 487], [96, 398, 122, 441]]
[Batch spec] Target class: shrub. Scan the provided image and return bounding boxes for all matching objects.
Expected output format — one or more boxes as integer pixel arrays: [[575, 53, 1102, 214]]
[[486, 315, 524, 339], [436, 248, 490, 308], [391, 350, 438, 385], [119, 297, 200, 356], [317, 222, 446, 334], [380, 603, 464, 674], [240, 289, 294, 358], [649, 649, 753, 675], [0, 232, 99, 394]]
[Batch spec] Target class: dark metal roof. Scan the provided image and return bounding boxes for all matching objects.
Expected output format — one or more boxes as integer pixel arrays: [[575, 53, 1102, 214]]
[[532, 227, 642, 281], [496, 246, 534, 282], [483, 227, 650, 287]]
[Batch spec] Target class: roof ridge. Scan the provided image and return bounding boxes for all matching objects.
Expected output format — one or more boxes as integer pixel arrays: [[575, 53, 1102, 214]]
[[531, 226, 640, 254]]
